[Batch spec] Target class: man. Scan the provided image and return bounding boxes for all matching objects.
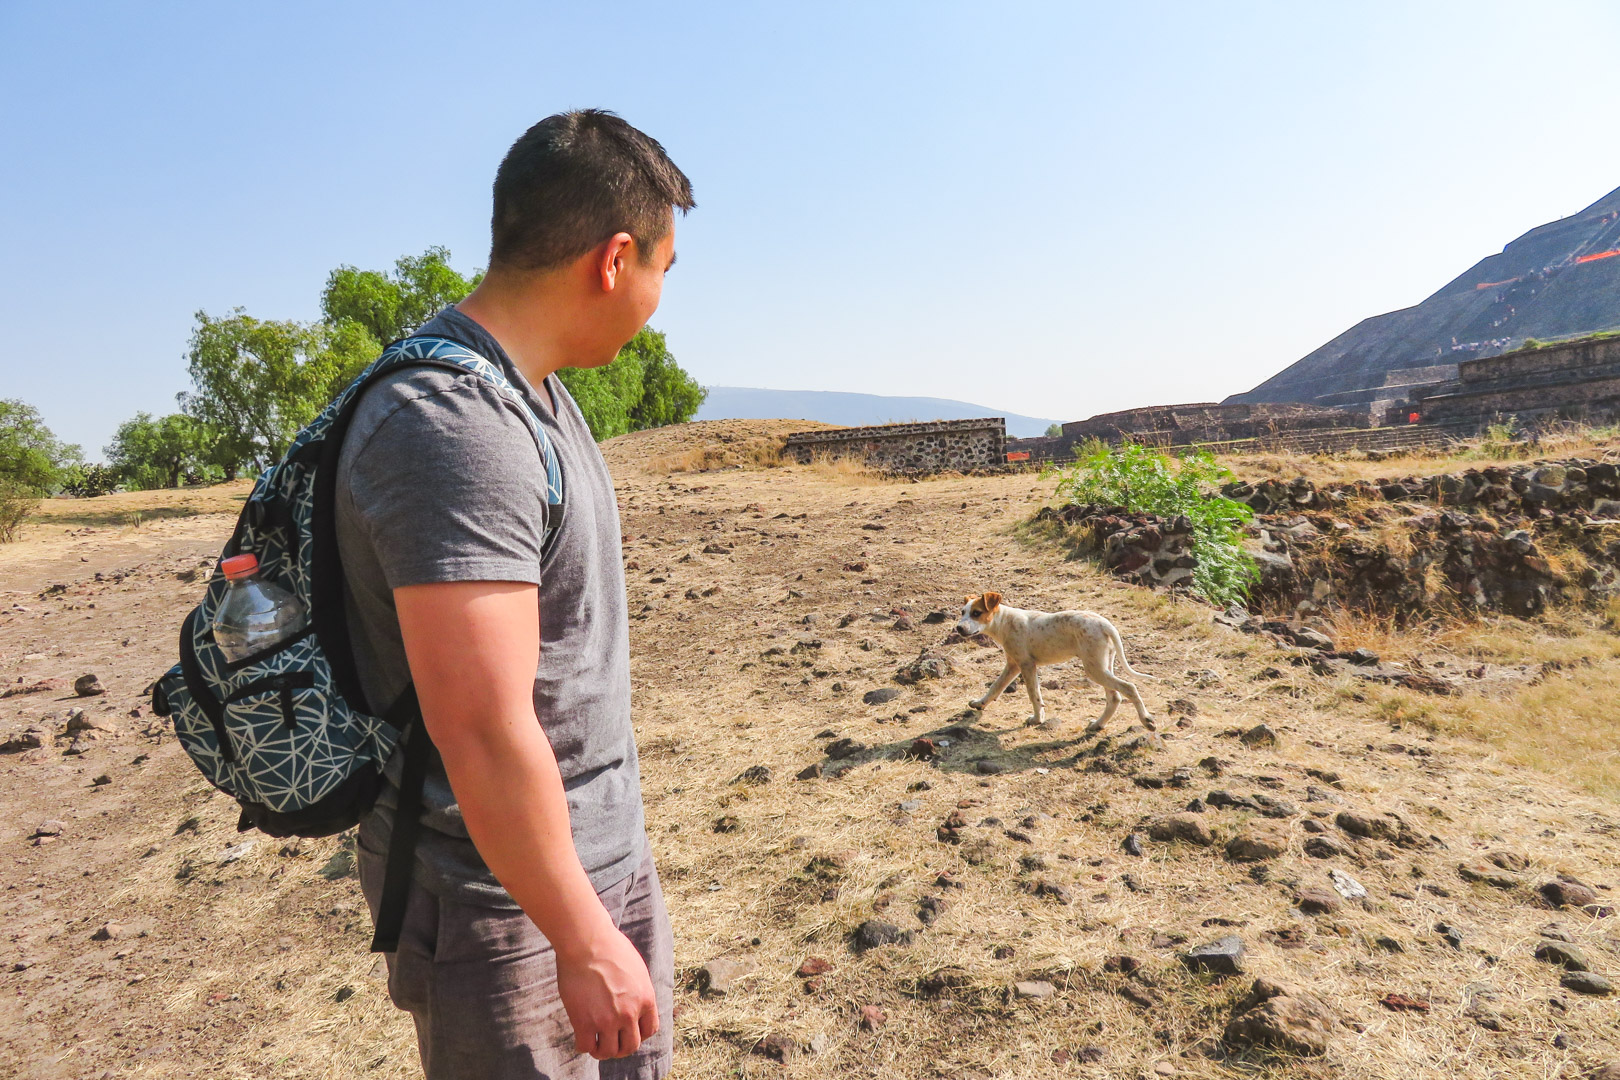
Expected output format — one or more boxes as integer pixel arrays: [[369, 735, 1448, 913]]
[[336, 110, 693, 1079]]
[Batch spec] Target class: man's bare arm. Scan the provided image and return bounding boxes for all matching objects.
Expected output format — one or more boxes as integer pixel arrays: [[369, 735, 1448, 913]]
[[394, 579, 657, 1059]]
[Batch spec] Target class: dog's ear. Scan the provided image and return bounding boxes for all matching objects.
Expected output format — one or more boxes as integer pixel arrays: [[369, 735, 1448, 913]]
[[963, 594, 976, 605], [983, 591, 1002, 611]]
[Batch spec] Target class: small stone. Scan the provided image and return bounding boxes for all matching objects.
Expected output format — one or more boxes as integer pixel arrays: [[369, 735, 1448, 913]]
[[1183, 936, 1245, 975], [735, 764, 772, 785], [858, 1004, 887, 1031], [1148, 813, 1214, 847], [218, 841, 255, 865], [862, 687, 901, 706], [1033, 880, 1073, 904], [992, 944, 1015, 960], [754, 1034, 797, 1061], [1296, 887, 1341, 915], [1534, 941, 1591, 971], [699, 957, 757, 996], [333, 986, 355, 1003], [851, 920, 910, 952], [1121, 833, 1145, 857], [1335, 809, 1396, 842], [1223, 978, 1338, 1056], [1014, 980, 1056, 999], [825, 738, 866, 760], [712, 815, 741, 834], [1240, 724, 1278, 748], [1329, 869, 1368, 900], [1458, 861, 1521, 889], [31, 820, 65, 838], [795, 762, 823, 780], [1540, 879, 1599, 910], [73, 674, 105, 697], [1225, 825, 1288, 862], [974, 759, 1006, 775], [91, 774, 112, 787], [1304, 784, 1342, 804], [797, 957, 833, 977], [1561, 972, 1613, 996], [1304, 835, 1351, 859], [90, 923, 129, 941]]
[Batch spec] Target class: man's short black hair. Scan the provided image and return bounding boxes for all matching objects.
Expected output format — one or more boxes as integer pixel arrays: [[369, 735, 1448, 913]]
[[490, 109, 694, 273]]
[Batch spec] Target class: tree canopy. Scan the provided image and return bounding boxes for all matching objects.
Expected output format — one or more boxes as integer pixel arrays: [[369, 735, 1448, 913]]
[[321, 247, 481, 344], [105, 412, 215, 490], [0, 399, 80, 494]]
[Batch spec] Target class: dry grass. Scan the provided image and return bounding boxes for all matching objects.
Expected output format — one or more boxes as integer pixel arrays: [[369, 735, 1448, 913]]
[[4, 423, 1619, 1079]]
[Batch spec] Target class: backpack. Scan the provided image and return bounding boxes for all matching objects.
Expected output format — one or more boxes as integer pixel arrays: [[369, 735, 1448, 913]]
[[149, 334, 564, 952]]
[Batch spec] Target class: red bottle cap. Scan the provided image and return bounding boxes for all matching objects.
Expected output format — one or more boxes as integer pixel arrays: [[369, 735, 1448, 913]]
[[220, 554, 259, 581]]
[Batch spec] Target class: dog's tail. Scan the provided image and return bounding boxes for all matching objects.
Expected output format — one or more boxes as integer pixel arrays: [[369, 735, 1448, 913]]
[[1107, 622, 1157, 681]]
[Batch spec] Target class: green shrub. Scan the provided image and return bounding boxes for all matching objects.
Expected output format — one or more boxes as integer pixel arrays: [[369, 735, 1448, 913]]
[[1044, 442, 1259, 607], [58, 463, 122, 498]]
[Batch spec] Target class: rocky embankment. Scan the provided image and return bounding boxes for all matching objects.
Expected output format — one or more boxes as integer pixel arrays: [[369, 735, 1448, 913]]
[[1039, 456, 1620, 621]]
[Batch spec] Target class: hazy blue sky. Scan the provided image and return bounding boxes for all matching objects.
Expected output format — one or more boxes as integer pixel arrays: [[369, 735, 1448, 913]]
[[6, 1, 1620, 454]]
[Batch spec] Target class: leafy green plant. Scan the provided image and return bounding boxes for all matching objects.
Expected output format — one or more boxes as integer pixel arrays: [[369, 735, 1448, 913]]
[[1045, 442, 1259, 606], [58, 463, 122, 498]]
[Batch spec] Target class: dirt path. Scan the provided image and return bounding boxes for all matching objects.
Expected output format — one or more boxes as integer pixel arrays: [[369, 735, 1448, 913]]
[[2, 459, 1617, 1078]]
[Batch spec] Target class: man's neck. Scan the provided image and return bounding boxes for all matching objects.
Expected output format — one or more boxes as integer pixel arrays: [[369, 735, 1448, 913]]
[[455, 272, 578, 393]]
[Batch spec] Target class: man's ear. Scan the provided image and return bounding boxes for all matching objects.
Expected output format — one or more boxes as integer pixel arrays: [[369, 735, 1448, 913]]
[[593, 232, 636, 292], [983, 591, 1002, 611]]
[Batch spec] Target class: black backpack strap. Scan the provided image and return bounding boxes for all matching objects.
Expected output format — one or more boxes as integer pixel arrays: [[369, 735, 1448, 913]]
[[370, 685, 430, 954]]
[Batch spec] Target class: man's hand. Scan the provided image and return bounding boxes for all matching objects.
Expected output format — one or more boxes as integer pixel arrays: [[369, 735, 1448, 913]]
[[395, 579, 658, 1059], [557, 921, 661, 1059]]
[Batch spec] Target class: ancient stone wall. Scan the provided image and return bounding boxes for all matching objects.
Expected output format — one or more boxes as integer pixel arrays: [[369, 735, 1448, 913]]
[[1061, 401, 1361, 446], [782, 418, 1005, 473], [1409, 336, 1620, 424], [1037, 455, 1620, 621]]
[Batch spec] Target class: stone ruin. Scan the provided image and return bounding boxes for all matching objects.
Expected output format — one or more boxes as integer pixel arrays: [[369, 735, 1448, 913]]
[[782, 418, 1006, 474], [1038, 456, 1620, 622]]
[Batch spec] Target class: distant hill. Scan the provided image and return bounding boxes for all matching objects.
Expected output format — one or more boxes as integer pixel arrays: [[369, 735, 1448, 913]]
[[1228, 184, 1620, 408], [694, 387, 1059, 439]]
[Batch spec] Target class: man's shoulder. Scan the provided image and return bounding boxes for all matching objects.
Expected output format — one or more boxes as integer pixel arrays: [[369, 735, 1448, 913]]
[[339, 364, 535, 473]]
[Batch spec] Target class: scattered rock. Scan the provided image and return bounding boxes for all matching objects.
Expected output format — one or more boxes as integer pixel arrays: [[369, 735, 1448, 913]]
[[73, 674, 105, 697], [333, 986, 355, 1003], [1240, 723, 1279, 748], [734, 764, 773, 786], [1296, 887, 1341, 915], [895, 651, 953, 684], [852, 920, 911, 953], [1183, 936, 1245, 975], [754, 1034, 797, 1061], [1335, 809, 1401, 843], [90, 923, 131, 941], [712, 815, 741, 834], [1223, 978, 1338, 1057], [862, 687, 901, 706], [699, 957, 757, 996], [798, 957, 833, 977], [1458, 861, 1522, 889], [1148, 813, 1214, 847], [1540, 879, 1600, 910], [1225, 825, 1288, 862], [1304, 835, 1351, 859], [0, 730, 45, 753], [1014, 980, 1056, 999], [795, 762, 823, 780], [1561, 972, 1613, 996], [31, 820, 65, 839], [1121, 833, 1145, 857], [825, 738, 866, 760], [858, 1004, 887, 1031], [1534, 941, 1591, 971], [974, 759, 1006, 775], [1330, 869, 1368, 901]]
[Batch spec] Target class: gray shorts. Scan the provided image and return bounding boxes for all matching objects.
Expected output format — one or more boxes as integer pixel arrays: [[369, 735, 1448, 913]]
[[359, 840, 674, 1080]]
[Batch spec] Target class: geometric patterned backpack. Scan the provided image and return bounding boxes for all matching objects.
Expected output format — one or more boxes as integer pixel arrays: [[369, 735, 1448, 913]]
[[149, 334, 563, 951]]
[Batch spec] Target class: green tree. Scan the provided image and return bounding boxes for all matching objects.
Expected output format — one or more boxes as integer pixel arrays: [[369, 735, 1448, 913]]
[[557, 351, 646, 442], [1045, 423, 1063, 438], [105, 412, 216, 489], [181, 310, 340, 470], [0, 399, 80, 542], [321, 246, 482, 343], [622, 327, 706, 431]]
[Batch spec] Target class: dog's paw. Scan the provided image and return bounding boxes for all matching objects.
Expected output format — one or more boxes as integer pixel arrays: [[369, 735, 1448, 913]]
[[967, 699, 986, 711], [1141, 716, 1158, 731], [1084, 718, 1106, 735]]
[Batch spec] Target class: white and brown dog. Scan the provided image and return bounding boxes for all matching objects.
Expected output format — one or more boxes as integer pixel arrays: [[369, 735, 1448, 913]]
[[958, 592, 1155, 731]]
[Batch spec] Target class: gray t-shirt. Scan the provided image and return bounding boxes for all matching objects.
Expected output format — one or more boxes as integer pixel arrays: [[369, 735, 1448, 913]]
[[338, 306, 646, 907]]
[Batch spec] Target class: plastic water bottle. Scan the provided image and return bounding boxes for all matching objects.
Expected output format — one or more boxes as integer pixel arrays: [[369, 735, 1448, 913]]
[[211, 554, 309, 662]]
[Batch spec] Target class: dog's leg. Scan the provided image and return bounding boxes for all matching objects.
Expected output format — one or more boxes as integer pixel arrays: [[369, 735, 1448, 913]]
[[1021, 664, 1045, 726], [970, 662, 1017, 711], [1091, 662, 1154, 730]]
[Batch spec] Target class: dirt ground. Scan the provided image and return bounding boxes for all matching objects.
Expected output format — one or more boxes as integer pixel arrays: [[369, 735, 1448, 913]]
[[2, 426, 1617, 1079]]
